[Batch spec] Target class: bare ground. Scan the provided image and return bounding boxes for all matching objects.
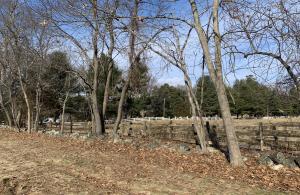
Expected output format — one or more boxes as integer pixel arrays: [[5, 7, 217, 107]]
[[0, 129, 299, 194]]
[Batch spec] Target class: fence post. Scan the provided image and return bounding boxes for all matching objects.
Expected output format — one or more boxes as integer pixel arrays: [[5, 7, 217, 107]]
[[70, 115, 73, 134], [259, 122, 264, 151], [143, 121, 147, 136]]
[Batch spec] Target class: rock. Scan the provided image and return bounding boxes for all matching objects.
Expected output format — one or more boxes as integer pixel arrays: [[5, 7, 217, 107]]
[[132, 142, 140, 150], [46, 130, 60, 136], [178, 144, 190, 153], [271, 164, 284, 171], [270, 152, 285, 164], [195, 145, 201, 151], [87, 132, 93, 138], [70, 132, 80, 138], [294, 157, 300, 167], [285, 158, 298, 168], [113, 137, 121, 144], [79, 135, 88, 140], [258, 154, 274, 166], [147, 142, 159, 150], [207, 146, 220, 153], [124, 138, 133, 144], [270, 152, 297, 168], [37, 130, 46, 134], [242, 157, 248, 162], [98, 134, 106, 140], [1, 177, 19, 195]]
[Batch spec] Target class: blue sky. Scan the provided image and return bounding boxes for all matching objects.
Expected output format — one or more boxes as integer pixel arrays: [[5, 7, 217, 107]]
[[141, 0, 282, 87], [51, 0, 283, 88]]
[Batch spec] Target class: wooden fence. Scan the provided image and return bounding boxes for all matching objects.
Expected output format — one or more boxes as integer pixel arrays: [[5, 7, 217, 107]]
[[45, 120, 300, 152], [119, 121, 300, 152]]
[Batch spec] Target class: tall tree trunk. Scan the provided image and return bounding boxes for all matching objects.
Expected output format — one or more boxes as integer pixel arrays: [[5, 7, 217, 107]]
[[18, 68, 31, 133], [0, 90, 12, 127], [91, 0, 105, 136], [182, 66, 207, 151], [102, 6, 116, 117], [16, 109, 21, 128], [112, 0, 139, 138], [10, 94, 18, 128], [184, 77, 207, 151], [0, 71, 12, 127], [189, 0, 243, 166], [60, 91, 69, 134], [102, 66, 112, 117], [112, 79, 129, 137], [34, 87, 41, 131]]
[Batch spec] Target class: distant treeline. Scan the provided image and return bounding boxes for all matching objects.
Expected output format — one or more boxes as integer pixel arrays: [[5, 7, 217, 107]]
[[0, 51, 297, 123], [124, 75, 299, 118]]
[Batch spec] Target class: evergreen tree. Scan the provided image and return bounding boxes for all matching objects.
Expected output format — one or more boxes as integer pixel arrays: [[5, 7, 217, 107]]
[[195, 76, 219, 116], [232, 75, 269, 117], [149, 84, 190, 117]]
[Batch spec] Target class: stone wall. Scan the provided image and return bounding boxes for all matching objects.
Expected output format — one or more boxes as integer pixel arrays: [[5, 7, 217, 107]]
[[119, 121, 300, 152]]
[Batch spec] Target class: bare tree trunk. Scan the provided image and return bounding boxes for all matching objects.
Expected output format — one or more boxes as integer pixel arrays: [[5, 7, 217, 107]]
[[34, 87, 41, 131], [60, 91, 69, 134], [112, 0, 139, 138], [189, 0, 243, 166], [103, 6, 116, 117], [184, 76, 207, 151], [102, 66, 112, 117], [10, 95, 19, 129], [0, 70, 12, 127], [91, 0, 104, 136], [0, 90, 12, 127], [212, 0, 243, 166], [182, 67, 207, 151], [112, 79, 129, 137], [16, 109, 21, 128], [18, 68, 31, 133]]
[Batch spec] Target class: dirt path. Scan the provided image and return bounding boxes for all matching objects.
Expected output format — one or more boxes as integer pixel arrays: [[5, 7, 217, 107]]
[[0, 129, 296, 194]]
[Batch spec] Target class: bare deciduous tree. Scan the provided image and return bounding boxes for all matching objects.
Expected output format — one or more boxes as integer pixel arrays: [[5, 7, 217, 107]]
[[189, 0, 244, 166], [150, 26, 207, 151], [223, 0, 300, 98]]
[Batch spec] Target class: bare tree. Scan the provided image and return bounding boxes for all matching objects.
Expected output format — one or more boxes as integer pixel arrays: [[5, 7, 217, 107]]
[[189, 0, 244, 166], [38, 0, 122, 136], [223, 0, 300, 98], [112, 0, 170, 138], [102, 0, 118, 118], [150, 26, 207, 151], [0, 69, 12, 127], [0, 0, 37, 132], [60, 75, 71, 134], [112, 0, 140, 138]]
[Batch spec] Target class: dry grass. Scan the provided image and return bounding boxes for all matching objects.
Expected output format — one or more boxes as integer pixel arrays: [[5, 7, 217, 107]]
[[134, 117, 300, 126], [0, 129, 299, 194]]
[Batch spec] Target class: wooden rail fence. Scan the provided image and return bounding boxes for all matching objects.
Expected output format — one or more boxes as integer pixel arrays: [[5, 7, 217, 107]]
[[119, 121, 300, 152]]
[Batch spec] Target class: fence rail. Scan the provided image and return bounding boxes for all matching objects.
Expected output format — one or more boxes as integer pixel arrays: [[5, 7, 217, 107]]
[[119, 121, 300, 152], [42, 119, 300, 152]]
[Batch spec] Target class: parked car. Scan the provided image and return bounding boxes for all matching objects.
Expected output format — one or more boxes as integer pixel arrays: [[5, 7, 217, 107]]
[[42, 117, 55, 124], [42, 118, 61, 126]]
